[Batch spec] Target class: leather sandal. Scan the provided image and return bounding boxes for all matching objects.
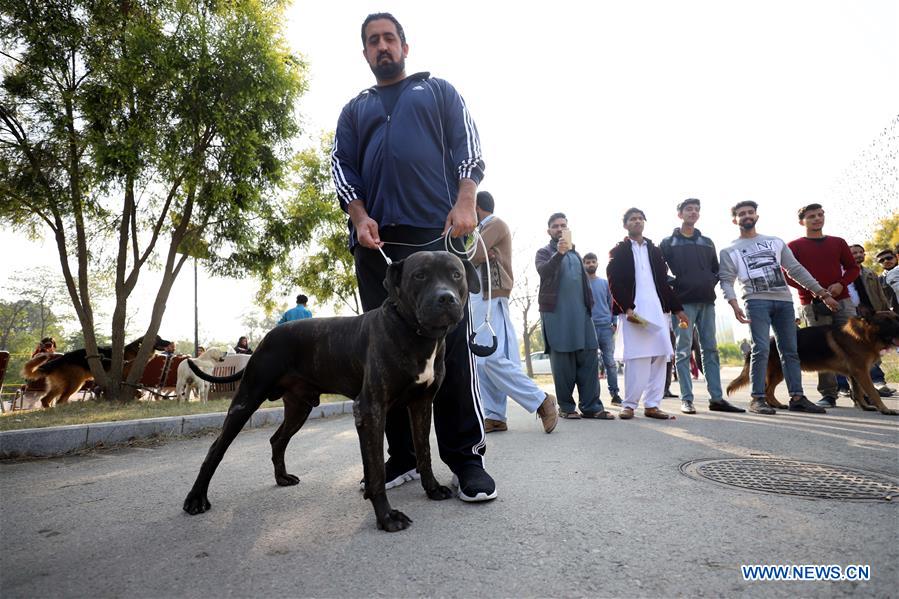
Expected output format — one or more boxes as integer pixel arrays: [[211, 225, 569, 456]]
[[619, 408, 635, 420], [559, 410, 582, 419], [581, 411, 615, 420], [644, 407, 673, 420]]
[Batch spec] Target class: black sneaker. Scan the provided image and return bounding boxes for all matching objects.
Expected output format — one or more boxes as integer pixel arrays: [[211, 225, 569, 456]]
[[663, 390, 678, 398], [452, 464, 497, 503], [816, 396, 837, 408], [748, 399, 776, 415], [610, 394, 623, 406], [358, 460, 420, 492], [791, 395, 827, 414], [708, 399, 746, 413]]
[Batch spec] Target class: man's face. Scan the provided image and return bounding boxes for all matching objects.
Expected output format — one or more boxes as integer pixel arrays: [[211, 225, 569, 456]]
[[363, 19, 408, 81], [548, 217, 568, 241], [583, 258, 598, 274], [733, 206, 758, 231], [850, 246, 865, 265], [800, 208, 825, 232], [625, 212, 645, 237], [679, 203, 700, 226], [879, 253, 897, 271]]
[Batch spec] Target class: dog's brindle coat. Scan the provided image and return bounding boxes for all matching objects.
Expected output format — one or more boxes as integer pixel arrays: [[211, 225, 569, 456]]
[[182, 252, 480, 532], [727, 312, 899, 415]]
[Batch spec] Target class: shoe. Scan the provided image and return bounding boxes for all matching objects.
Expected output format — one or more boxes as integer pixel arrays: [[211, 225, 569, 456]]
[[644, 407, 673, 419], [581, 410, 615, 419], [619, 407, 634, 420], [837, 387, 852, 398], [663, 390, 678, 398], [708, 399, 746, 413], [748, 399, 776, 415], [358, 461, 420, 492], [484, 418, 508, 433], [559, 410, 581, 419], [680, 400, 696, 414], [816, 396, 837, 408], [536, 393, 559, 433], [877, 387, 895, 398], [610, 394, 623, 406], [452, 465, 497, 502], [791, 395, 826, 414], [878, 384, 895, 394]]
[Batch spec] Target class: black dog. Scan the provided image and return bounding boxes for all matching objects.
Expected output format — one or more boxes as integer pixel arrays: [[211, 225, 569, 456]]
[[182, 251, 479, 532]]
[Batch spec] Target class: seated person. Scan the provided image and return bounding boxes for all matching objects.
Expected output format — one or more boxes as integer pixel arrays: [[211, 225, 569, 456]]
[[31, 336, 57, 357], [234, 336, 253, 355]]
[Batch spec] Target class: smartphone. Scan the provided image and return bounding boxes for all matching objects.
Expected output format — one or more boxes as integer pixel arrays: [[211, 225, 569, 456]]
[[561, 229, 572, 245]]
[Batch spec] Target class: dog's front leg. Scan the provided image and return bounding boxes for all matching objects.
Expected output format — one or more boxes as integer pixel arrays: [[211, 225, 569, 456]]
[[855, 372, 899, 415], [408, 397, 453, 500], [355, 394, 412, 532], [848, 376, 876, 411]]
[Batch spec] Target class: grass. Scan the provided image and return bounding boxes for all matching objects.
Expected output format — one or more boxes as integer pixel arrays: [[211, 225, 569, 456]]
[[0, 394, 349, 432], [881, 352, 899, 383]]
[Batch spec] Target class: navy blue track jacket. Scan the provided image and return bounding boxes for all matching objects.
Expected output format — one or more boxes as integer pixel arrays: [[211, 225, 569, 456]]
[[331, 72, 485, 248]]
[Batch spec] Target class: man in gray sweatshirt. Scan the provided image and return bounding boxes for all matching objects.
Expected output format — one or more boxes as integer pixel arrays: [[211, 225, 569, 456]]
[[718, 201, 840, 415]]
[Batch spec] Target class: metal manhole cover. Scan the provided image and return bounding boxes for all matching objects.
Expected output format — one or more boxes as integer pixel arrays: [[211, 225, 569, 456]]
[[680, 458, 899, 502]]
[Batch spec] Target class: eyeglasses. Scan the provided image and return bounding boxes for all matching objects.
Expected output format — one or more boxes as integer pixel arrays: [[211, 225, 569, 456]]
[[878, 256, 896, 263]]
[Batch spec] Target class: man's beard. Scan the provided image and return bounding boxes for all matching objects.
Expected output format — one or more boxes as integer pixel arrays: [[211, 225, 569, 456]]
[[371, 55, 405, 80], [739, 218, 756, 231], [585, 266, 597, 274]]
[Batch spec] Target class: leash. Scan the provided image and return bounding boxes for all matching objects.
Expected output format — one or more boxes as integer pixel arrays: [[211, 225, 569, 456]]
[[376, 228, 497, 357]]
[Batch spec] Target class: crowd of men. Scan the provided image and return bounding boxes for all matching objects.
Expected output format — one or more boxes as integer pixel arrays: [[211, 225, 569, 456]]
[[327, 11, 897, 504]]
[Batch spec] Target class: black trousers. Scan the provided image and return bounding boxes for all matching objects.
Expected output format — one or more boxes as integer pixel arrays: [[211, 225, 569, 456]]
[[353, 226, 487, 474]]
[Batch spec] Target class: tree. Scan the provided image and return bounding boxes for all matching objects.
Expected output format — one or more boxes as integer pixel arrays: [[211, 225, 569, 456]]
[[509, 258, 542, 377], [1, 0, 308, 400], [4, 267, 73, 340], [863, 213, 899, 272], [256, 134, 360, 315], [240, 303, 285, 347]]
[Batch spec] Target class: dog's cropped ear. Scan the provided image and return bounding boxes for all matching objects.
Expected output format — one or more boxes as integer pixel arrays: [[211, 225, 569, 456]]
[[463, 260, 480, 295], [383, 259, 405, 300]]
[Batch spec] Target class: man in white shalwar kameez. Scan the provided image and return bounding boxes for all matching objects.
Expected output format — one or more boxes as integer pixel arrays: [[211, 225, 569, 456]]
[[607, 208, 688, 419]]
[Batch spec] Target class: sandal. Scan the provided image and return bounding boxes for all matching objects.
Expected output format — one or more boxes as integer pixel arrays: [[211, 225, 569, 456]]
[[559, 410, 582, 419], [581, 411, 615, 420], [644, 407, 673, 420], [619, 408, 635, 420]]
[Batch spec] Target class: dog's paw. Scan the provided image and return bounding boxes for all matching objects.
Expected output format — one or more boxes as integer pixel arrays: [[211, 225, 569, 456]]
[[879, 408, 899, 416], [183, 493, 211, 515], [275, 473, 300, 486], [425, 485, 454, 500], [861, 404, 878, 411], [376, 509, 413, 532]]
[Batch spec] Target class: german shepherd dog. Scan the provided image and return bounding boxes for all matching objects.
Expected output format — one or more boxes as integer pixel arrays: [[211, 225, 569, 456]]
[[727, 312, 899, 415], [22, 335, 171, 407]]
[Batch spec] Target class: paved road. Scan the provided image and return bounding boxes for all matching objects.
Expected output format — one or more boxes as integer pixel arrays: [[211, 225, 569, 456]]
[[2, 370, 898, 598]]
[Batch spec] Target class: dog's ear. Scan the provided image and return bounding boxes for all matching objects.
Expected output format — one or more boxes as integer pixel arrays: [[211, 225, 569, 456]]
[[383, 259, 405, 300], [463, 259, 480, 295]]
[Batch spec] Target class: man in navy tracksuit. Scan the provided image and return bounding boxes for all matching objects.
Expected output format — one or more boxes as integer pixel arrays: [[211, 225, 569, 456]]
[[330, 13, 496, 502]]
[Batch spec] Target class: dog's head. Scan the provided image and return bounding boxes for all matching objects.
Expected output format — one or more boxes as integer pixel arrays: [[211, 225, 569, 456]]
[[199, 348, 227, 362], [865, 311, 899, 347], [384, 251, 480, 338]]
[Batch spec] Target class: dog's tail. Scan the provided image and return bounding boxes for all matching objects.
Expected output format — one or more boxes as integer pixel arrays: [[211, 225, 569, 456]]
[[187, 358, 244, 383], [726, 353, 752, 396], [21, 354, 50, 380]]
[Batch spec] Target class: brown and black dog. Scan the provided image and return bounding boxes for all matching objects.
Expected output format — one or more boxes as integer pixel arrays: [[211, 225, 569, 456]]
[[21, 335, 171, 407], [727, 312, 899, 415]]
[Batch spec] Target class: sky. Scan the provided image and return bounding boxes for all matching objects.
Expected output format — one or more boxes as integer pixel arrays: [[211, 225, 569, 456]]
[[1, 0, 897, 347]]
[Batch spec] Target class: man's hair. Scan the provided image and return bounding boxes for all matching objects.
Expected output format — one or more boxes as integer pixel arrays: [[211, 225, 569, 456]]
[[622, 207, 646, 226], [875, 248, 896, 259], [730, 200, 758, 217], [798, 203, 823, 220], [849, 243, 865, 251], [677, 198, 700, 213], [547, 212, 566, 227], [476, 191, 495, 213], [361, 12, 406, 46], [40, 336, 54, 344], [296, 294, 308, 305], [583, 252, 598, 261]]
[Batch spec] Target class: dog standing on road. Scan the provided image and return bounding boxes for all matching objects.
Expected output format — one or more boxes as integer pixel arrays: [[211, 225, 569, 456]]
[[176, 348, 227, 403], [181, 251, 480, 532], [727, 312, 899, 414], [21, 335, 171, 407]]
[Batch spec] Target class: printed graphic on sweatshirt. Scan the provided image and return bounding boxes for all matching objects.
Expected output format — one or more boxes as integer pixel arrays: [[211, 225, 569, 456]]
[[738, 240, 787, 293]]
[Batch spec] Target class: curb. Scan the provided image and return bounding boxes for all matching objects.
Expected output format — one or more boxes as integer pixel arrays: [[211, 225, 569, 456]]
[[0, 400, 355, 458]]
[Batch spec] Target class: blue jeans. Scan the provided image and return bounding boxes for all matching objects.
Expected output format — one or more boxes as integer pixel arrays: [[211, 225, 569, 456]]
[[594, 324, 619, 395], [671, 303, 723, 401], [745, 299, 803, 398]]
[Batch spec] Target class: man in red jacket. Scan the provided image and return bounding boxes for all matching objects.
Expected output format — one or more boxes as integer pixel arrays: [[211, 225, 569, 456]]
[[786, 204, 859, 408]]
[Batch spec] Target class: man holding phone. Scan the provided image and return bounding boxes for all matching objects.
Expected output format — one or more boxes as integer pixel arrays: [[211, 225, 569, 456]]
[[535, 213, 614, 420]]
